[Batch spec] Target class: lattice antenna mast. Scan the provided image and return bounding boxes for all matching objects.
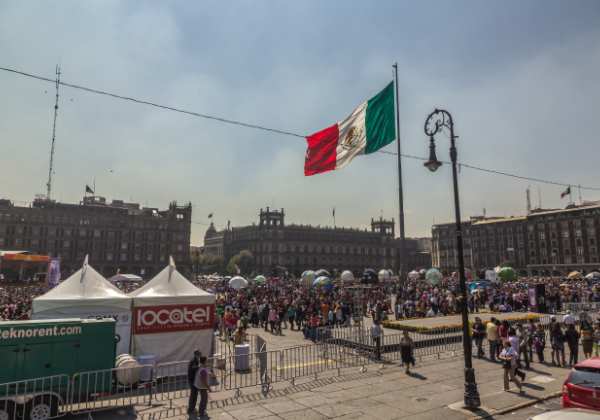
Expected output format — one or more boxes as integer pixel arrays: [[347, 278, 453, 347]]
[[46, 65, 61, 200]]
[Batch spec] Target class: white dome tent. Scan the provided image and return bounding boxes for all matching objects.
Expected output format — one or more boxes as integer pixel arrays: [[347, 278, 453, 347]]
[[129, 257, 216, 364], [229, 276, 248, 290], [340, 270, 354, 284], [32, 255, 133, 355]]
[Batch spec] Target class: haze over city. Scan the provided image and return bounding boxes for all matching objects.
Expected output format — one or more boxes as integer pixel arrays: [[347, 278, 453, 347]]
[[1, 1, 600, 245]]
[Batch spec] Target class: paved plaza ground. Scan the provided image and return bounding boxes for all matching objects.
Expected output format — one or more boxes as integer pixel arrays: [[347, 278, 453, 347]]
[[68, 318, 577, 420]]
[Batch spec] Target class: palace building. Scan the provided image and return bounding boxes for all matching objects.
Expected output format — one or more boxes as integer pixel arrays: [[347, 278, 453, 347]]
[[203, 207, 431, 275], [0, 196, 191, 279], [431, 202, 600, 275]]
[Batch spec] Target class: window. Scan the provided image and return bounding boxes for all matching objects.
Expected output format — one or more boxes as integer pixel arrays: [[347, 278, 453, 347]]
[[120, 253, 127, 261], [121, 242, 128, 250], [106, 252, 113, 261]]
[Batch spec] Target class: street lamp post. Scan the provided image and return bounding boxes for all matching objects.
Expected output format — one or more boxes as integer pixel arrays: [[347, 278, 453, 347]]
[[423, 109, 481, 409]]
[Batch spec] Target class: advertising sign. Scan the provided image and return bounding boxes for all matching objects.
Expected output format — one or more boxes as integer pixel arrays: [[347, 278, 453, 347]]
[[133, 303, 214, 334]]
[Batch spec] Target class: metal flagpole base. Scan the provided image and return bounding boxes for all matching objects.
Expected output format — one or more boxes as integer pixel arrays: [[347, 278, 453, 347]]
[[463, 367, 481, 409]]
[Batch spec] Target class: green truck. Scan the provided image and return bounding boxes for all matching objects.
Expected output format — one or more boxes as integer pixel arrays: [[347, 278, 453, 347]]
[[0, 318, 116, 420]]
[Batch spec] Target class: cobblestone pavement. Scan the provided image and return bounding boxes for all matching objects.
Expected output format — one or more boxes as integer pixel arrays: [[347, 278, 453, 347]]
[[68, 348, 572, 420]]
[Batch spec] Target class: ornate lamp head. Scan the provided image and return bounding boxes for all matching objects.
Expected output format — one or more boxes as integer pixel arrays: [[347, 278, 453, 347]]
[[424, 136, 442, 172]]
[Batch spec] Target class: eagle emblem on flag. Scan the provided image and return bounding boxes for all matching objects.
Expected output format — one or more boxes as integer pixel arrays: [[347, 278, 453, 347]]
[[341, 126, 363, 150]]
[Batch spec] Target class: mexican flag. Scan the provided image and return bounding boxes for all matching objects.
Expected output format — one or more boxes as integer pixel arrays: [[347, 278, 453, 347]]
[[304, 82, 396, 176]]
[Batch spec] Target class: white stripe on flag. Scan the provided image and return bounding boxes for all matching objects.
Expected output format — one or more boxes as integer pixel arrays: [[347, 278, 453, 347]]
[[335, 101, 367, 169]]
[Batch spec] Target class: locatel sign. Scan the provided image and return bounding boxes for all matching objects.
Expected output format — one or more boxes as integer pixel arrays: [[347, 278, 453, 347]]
[[133, 304, 214, 334]]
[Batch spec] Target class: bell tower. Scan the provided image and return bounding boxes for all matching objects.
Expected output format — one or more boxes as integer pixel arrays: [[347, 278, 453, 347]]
[[259, 207, 285, 228], [371, 217, 395, 236]]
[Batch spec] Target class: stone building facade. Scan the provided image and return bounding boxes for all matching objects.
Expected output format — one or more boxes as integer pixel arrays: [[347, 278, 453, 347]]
[[431, 202, 600, 275], [204, 207, 431, 275], [0, 196, 192, 278]]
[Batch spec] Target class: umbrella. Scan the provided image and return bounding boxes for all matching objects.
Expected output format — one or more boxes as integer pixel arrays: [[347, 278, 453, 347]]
[[254, 275, 266, 284], [340, 270, 354, 283], [408, 270, 420, 280], [315, 269, 331, 277], [567, 271, 583, 280], [362, 268, 378, 284], [425, 268, 443, 286], [228, 276, 248, 290], [378, 269, 391, 282], [497, 267, 516, 282], [313, 276, 331, 287], [585, 271, 600, 280]]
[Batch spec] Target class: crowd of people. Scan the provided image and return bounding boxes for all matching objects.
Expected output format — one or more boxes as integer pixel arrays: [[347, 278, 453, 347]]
[[393, 276, 600, 319], [1, 273, 599, 325], [471, 312, 600, 392]]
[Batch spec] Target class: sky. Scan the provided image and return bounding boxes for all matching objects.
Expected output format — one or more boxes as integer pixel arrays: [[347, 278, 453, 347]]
[[1, 0, 600, 245]]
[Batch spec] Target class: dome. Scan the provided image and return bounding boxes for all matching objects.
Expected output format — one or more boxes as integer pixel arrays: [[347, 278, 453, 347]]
[[205, 222, 217, 238]]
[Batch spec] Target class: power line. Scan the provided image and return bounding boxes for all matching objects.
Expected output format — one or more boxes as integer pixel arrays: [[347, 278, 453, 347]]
[[0, 66, 304, 139], [1, 64, 599, 192]]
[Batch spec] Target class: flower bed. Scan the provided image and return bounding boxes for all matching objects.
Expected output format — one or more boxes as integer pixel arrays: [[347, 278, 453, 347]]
[[382, 313, 541, 334]]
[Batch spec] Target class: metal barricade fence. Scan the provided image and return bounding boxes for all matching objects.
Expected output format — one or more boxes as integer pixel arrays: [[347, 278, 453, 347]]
[[0, 374, 69, 420], [152, 360, 192, 404], [68, 364, 154, 415], [564, 302, 600, 314]]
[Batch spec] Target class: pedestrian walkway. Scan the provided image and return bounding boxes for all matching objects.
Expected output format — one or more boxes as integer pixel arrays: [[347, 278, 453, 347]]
[[71, 348, 570, 420]]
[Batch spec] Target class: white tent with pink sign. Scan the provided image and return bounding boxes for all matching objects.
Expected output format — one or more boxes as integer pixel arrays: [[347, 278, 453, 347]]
[[129, 257, 215, 364], [32, 255, 133, 356]]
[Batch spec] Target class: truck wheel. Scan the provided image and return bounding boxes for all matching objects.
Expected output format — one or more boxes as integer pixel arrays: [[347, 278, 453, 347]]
[[0, 400, 16, 420], [24, 395, 58, 420]]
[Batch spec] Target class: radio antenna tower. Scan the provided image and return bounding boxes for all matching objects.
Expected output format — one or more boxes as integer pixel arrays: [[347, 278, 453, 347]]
[[46, 65, 61, 200]]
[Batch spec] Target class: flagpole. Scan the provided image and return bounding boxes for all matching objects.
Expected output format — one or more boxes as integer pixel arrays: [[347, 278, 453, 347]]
[[393, 63, 406, 278], [569, 186, 573, 205]]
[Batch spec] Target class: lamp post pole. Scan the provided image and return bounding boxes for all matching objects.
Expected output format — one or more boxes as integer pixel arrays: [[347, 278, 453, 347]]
[[423, 109, 480, 409]]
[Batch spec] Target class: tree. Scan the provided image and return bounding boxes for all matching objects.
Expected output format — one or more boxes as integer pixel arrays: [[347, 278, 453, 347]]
[[195, 254, 224, 274], [226, 250, 255, 275]]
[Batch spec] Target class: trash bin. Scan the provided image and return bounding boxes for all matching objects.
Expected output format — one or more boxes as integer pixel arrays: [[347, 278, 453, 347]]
[[234, 344, 250, 372]]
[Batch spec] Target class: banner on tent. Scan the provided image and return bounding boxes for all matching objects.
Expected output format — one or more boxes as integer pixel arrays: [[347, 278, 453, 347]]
[[133, 303, 215, 334], [47, 258, 61, 288]]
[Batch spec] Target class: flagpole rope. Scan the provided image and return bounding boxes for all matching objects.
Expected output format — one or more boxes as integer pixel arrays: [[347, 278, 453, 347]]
[[2, 65, 600, 192]]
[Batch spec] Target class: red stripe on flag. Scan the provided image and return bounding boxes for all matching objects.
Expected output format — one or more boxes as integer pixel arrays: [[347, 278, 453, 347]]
[[304, 124, 338, 176]]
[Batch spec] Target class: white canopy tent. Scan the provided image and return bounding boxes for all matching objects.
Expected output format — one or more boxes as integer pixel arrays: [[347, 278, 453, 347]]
[[129, 258, 215, 364], [32, 256, 132, 355]]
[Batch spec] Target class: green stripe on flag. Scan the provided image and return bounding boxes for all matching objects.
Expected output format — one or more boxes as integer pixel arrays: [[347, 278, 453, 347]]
[[364, 81, 396, 154]]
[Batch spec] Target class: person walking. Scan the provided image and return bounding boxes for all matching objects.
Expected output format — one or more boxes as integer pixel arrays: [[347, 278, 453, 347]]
[[508, 327, 526, 381], [580, 317, 594, 359], [193, 356, 210, 419], [399, 330, 415, 374], [486, 317, 499, 362], [550, 319, 566, 367], [516, 324, 530, 370], [371, 320, 383, 361], [565, 323, 580, 366], [473, 317, 486, 358], [187, 350, 201, 415], [499, 340, 523, 393], [533, 324, 546, 363]]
